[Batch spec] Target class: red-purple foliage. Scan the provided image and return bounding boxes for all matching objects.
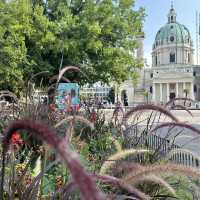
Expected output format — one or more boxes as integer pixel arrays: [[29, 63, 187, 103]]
[[1, 119, 104, 200]]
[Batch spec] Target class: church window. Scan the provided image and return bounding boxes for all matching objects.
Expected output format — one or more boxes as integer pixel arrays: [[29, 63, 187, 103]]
[[150, 86, 153, 93], [150, 73, 153, 78], [193, 71, 196, 76], [194, 85, 197, 92], [170, 25, 173, 29], [171, 16, 173, 21], [170, 36, 174, 42], [170, 53, 175, 63], [188, 53, 190, 63], [155, 55, 158, 66]]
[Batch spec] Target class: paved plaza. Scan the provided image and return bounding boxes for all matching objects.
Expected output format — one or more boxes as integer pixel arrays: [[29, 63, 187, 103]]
[[104, 109, 200, 155]]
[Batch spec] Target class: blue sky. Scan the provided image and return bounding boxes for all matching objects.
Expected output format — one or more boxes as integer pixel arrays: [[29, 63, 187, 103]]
[[134, 0, 200, 66]]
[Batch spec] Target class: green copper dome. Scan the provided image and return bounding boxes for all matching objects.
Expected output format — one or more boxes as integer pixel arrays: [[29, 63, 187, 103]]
[[153, 6, 192, 49], [153, 23, 191, 48]]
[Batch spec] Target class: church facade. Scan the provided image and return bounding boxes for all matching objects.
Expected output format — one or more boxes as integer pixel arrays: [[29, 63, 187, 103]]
[[119, 5, 200, 105]]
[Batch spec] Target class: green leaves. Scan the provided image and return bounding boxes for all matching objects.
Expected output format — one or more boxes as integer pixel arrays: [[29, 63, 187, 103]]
[[0, 0, 145, 93]]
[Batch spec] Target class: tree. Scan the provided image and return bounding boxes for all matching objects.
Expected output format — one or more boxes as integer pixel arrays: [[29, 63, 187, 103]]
[[47, 0, 145, 84], [0, 0, 145, 93]]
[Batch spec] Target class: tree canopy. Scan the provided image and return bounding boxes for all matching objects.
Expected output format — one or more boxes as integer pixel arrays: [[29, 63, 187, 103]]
[[0, 0, 145, 93]]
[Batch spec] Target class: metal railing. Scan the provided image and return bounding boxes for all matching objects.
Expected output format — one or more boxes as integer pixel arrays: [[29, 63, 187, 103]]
[[124, 125, 200, 168]]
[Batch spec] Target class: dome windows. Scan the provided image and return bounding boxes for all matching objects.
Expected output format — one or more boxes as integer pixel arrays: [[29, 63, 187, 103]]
[[170, 53, 176, 63], [152, 6, 194, 66], [188, 53, 190, 63], [170, 36, 175, 42], [155, 55, 158, 66]]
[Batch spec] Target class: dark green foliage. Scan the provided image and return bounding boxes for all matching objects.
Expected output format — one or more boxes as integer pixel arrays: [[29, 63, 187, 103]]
[[0, 0, 145, 93]]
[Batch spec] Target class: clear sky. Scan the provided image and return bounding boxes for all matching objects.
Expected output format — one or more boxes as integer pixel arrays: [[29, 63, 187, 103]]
[[134, 0, 200, 66]]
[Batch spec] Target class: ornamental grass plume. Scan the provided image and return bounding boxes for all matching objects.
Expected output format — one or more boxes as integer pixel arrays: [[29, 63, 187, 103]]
[[49, 75, 71, 84], [1, 119, 104, 200], [100, 149, 150, 175], [54, 115, 94, 130], [131, 174, 176, 196], [150, 122, 200, 135], [112, 102, 124, 125], [169, 104, 193, 116], [94, 174, 150, 200], [165, 97, 195, 108], [57, 66, 89, 84], [52, 173, 151, 200], [124, 163, 200, 183], [54, 115, 94, 143], [123, 104, 179, 124]]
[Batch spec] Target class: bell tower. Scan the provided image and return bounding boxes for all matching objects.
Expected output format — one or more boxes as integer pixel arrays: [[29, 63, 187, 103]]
[[168, 1, 177, 23]]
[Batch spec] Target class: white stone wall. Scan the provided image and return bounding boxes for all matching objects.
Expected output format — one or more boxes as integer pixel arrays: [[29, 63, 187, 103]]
[[152, 44, 194, 66], [118, 80, 135, 106]]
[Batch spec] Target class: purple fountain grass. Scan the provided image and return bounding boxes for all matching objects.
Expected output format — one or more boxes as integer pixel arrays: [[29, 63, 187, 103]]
[[165, 97, 195, 107], [130, 174, 176, 196], [100, 149, 150, 175], [112, 106, 124, 117], [150, 122, 200, 135], [123, 104, 179, 124], [55, 173, 150, 200], [49, 75, 71, 84], [22, 160, 59, 199], [111, 162, 143, 177], [54, 115, 94, 130], [58, 66, 89, 83], [47, 83, 57, 93], [94, 174, 150, 200], [1, 119, 104, 200], [124, 163, 200, 183], [54, 115, 94, 143]]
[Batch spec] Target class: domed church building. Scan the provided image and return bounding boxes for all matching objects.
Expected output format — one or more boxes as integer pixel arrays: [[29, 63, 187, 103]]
[[118, 4, 200, 106], [151, 4, 200, 103]]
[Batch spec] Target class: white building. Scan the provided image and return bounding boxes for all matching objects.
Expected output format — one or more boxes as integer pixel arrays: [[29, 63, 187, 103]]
[[119, 5, 200, 105], [80, 82, 111, 99]]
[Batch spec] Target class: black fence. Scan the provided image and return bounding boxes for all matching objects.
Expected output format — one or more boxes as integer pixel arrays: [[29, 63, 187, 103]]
[[124, 125, 200, 168]]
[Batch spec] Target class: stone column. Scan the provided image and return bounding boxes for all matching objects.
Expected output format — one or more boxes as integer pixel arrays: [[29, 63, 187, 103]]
[[190, 82, 194, 100], [167, 83, 169, 101], [183, 82, 186, 90], [160, 83, 163, 102], [176, 83, 179, 98], [153, 83, 156, 102], [183, 82, 186, 97]]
